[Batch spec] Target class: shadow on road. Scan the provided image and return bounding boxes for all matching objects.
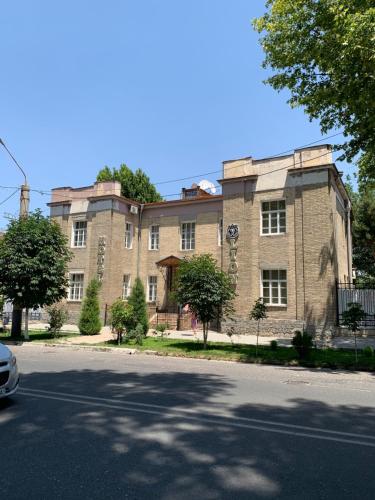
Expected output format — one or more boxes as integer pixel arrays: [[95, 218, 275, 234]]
[[1, 368, 375, 499]]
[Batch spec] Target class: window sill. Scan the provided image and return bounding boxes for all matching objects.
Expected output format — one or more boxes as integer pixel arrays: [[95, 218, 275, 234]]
[[67, 300, 82, 303], [265, 304, 287, 308], [148, 248, 160, 252], [71, 246, 87, 249], [260, 233, 287, 237]]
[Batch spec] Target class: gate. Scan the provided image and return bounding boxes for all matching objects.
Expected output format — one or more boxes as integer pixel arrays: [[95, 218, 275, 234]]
[[337, 282, 375, 327]]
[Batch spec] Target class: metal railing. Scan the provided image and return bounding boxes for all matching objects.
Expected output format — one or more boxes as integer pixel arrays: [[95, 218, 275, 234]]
[[337, 282, 375, 327]]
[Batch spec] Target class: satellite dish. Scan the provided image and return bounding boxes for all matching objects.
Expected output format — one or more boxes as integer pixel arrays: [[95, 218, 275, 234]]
[[198, 179, 216, 194]]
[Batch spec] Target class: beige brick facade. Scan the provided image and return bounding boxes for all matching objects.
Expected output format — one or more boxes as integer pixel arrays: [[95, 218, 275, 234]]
[[49, 145, 351, 337]]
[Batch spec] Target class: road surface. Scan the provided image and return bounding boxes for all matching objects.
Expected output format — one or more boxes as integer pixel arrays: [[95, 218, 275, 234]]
[[1, 345, 375, 499]]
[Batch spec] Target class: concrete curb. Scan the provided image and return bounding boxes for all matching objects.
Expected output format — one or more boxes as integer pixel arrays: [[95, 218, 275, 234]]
[[3, 341, 137, 355]]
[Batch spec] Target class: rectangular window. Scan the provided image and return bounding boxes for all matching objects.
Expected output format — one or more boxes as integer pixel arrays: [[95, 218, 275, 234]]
[[148, 276, 157, 302], [218, 218, 223, 246], [261, 200, 286, 235], [262, 270, 287, 306], [149, 225, 160, 250], [122, 274, 131, 299], [125, 222, 133, 249], [69, 273, 84, 301], [181, 222, 195, 250], [72, 221, 87, 247]]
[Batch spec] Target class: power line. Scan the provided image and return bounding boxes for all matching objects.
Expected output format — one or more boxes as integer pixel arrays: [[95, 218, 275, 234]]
[[30, 149, 337, 202], [0, 188, 20, 206], [153, 131, 344, 186]]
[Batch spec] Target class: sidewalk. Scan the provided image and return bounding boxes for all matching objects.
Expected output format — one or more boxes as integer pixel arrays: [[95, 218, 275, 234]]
[[29, 323, 375, 350]]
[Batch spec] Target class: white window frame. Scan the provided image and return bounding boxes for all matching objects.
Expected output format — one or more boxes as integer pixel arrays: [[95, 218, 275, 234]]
[[261, 269, 287, 306], [68, 272, 84, 301], [149, 224, 160, 251], [71, 220, 87, 248], [261, 200, 286, 235], [181, 221, 196, 251], [218, 218, 223, 246], [148, 276, 158, 302], [125, 222, 133, 249], [122, 274, 131, 299]]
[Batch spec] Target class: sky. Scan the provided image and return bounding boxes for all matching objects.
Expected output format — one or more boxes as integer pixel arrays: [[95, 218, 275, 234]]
[[0, 0, 353, 228]]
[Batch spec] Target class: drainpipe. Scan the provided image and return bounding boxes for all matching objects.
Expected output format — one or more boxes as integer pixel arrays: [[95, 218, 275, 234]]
[[137, 204, 144, 278]]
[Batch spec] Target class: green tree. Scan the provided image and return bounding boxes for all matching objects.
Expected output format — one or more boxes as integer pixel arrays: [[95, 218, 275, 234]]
[[110, 299, 136, 345], [97, 164, 162, 203], [249, 298, 268, 357], [346, 176, 375, 286], [128, 277, 149, 335], [0, 210, 72, 339], [174, 254, 235, 349], [254, 1, 375, 175], [78, 278, 102, 335], [46, 303, 69, 338], [341, 302, 366, 363]]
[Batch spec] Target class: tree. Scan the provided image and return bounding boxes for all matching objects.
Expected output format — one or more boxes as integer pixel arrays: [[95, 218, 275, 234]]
[[174, 254, 235, 349], [127, 277, 149, 335], [0, 210, 72, 339], [254, 1, 375, 176], [249, 298, 268, 357], [346, 176, 375, 286], [341, 302, 366, 363], [46, 303, 69, 338], [110, 299, 136, 345], [97, 164, 162, 203], [78, 279, 102, 335]]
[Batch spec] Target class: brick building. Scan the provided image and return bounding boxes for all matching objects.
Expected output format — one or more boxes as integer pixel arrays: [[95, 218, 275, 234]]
[[49, 144, 351, 337]]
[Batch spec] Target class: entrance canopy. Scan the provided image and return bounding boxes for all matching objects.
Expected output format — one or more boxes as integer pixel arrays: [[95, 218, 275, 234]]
[[156, 255, 182, 268]]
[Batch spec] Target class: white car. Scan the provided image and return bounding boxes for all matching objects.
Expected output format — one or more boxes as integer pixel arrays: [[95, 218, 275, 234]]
[[0, 343, 19, 398]]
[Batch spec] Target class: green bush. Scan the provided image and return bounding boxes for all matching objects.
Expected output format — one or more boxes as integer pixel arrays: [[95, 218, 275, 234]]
[[110, 299, 136, 344], [292, 330, 313, 359], [362, 346, 374, 358], [128, 277, 149, 335], [46, 303, 68, 337], [270, 340, 278, 351], [126, 323, 145, 345], [155, 323, 169, 337], [78, 279, 102, 335]]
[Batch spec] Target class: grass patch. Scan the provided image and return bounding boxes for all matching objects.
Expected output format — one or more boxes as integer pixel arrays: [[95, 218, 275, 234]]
[[0, 329, 78, 343], [101, 337, 375, 371]]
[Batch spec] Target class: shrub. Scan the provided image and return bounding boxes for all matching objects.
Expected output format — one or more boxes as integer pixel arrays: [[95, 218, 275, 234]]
[[155, 323, 169, 338], [270, 340, 278, 351], [46, 303, 69, 337], [110, 299, 136, 344], [362, 346, 374, 358], [126, 323, 145, 345], [78, 279, 102, 335], [128, 277, 149, 336], [292, 330, 313, 359]]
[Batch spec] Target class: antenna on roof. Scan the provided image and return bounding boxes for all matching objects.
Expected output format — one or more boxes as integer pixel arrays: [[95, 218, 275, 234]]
[[198, 179, 216, 194]]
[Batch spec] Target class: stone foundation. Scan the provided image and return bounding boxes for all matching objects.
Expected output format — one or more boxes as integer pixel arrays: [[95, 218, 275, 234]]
[[222, 316, 335, 340]]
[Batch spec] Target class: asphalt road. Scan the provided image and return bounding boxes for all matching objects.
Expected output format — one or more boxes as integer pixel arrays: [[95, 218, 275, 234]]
[[1, 345, 375, 500]]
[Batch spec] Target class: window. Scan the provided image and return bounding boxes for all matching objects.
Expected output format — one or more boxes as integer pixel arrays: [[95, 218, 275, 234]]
[[148, 276, 157, 302], [122, 274, 131, 299], [69, 273, 84, 301], [261, 200, 286, 235], [262, 270, 287, 306], [181, 222, 195, 250], [149, 225, 160, 250], [72, 221, 87, 247], [125, 222, 133, 249], [218, 218, 223, 246]]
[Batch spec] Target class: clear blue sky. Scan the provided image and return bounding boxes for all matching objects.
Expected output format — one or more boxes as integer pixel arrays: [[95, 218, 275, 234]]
[[0, 0, 353, 227]]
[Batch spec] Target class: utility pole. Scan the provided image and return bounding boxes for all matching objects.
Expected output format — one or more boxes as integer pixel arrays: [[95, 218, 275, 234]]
[[0, 138, 29, 338]]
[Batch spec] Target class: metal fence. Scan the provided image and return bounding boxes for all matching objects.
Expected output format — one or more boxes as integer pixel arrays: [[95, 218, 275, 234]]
[[337, 282, 375, 327]]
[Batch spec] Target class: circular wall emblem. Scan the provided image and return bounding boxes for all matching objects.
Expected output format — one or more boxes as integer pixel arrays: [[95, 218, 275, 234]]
[[226, 224, 239, 240]]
